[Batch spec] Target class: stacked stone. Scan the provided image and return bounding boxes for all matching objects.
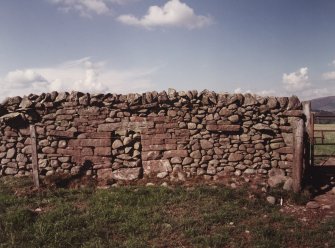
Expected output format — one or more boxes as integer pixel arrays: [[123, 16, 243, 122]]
[[0, 89, 302, 187]]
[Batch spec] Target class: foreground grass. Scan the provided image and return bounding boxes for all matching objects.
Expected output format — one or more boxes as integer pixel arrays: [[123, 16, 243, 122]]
[[0, 178, 334, 248]]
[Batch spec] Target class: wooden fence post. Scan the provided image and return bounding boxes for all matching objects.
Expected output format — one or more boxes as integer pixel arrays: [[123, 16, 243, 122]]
[[302, 101, 312, 176], [292, 119, 304, 193], [30, 125, 40, 189], [302, 101, 312, 141]]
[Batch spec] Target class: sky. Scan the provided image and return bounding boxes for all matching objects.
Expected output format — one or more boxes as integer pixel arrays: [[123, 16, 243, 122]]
[[1, 0, 335, 100]]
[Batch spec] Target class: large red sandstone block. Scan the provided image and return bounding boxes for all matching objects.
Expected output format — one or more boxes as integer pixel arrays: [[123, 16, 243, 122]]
[[142, 139, 165, 146], [165, 139, 177, 144], [84, 132, 112, 139], [57, 148, 80, 156], [95, 147, 112, 156], [97, 123, 122, 131], [155, 123, 178, 128], [98, 121, 154, 132], [68, 139, 111, 147], [141, 133, 171, 140], [142, 144, 177, 151], [141, 128, 166, 135], [146, 116, 168, 123], [81, 147, 93, 156], [49, 130, 75, 138]]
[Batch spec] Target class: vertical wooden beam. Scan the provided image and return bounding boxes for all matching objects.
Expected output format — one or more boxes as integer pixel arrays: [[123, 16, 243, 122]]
[[302, 101, 312, 174], [30, 125, 40, 189], [311, 113, 314, 166], [302, 101, 312, 142], [292, 119, 304, 193]]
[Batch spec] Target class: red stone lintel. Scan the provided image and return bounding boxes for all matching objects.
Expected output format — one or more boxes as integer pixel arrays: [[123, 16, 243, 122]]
[[68, 139, 111, 147], [206, 124, 241, 132], [142, 139, 165, 146], [165, 138, 178, 144], [141, 128, 166, 135], [84, 132, 112, 139], [97, 121, 154, 132], [155, 123, 179, 128], [277, 147, 293, 154], [49, 130, 75, 138], [46, 153, 62, 157], [142, 144, 177, 151], [141, 133, 171, 140], [57, 148, 80, 156]]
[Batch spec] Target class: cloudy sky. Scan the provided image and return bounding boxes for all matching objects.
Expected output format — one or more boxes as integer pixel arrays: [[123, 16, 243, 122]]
[[1, 0, 335, 100]]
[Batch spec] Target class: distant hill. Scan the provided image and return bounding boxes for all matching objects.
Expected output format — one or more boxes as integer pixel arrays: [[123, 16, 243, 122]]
[[310, 96, 335, 113]]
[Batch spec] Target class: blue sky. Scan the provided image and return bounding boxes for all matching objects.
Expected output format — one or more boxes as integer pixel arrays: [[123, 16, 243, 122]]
[[1, 0, 335, 100]]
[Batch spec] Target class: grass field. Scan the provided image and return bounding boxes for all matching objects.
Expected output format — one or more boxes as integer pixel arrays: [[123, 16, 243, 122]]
[[313, 124, 335, 165], [0, 177, 334, 248]]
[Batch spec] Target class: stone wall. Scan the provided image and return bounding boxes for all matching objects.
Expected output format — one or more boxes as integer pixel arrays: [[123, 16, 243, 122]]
[[0, 89, 304, 187]]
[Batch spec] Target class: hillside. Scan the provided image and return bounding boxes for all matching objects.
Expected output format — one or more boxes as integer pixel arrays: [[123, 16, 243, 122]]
[[310, 96, 335, 113]]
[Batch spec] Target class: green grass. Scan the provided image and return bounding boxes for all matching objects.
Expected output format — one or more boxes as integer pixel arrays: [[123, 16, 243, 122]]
[[0, 177, 334, 248], [313, 124, 335, 165]]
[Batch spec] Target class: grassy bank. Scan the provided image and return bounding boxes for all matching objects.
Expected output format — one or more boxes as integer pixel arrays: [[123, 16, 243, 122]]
[[0, 177, 334, 248]]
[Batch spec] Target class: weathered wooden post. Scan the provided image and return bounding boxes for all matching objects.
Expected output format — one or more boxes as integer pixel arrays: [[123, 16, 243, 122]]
[[302, 101, 312, 176], [292, 118, 304, 193], [30, 124, 40, 189]]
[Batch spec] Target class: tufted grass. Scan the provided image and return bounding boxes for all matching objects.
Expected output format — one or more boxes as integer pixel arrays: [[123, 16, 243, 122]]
[[0, 177, 334, 248]]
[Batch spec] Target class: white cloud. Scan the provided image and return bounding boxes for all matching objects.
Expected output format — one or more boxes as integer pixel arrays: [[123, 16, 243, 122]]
[[282, 67, 310, 92], [5, 69, 48, 87], [233, 87, 276, 96], [0, 57, 156, 100], [117, 0, 213, 30], [322, 71, 335, 80], [48, 0, 138, 17], [49, 0, 109, 16], [299, 87, 335, 100], [234, 88, 251, 94]]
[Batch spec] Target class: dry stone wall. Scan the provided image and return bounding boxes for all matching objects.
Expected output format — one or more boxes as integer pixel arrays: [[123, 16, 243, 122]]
[[0, 89, 304, 187]]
